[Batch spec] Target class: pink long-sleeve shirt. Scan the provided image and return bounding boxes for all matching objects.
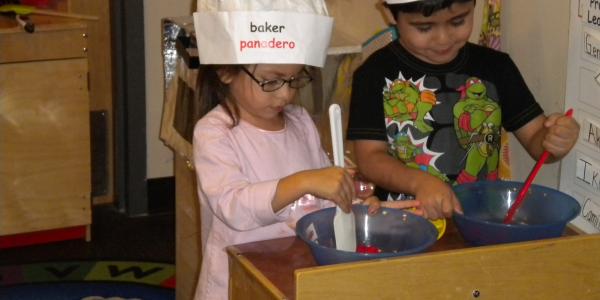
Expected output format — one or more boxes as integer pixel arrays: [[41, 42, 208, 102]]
[[193, 104, 332, 300]]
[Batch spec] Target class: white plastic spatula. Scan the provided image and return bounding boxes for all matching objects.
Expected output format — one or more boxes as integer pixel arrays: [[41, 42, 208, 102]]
[[329, 104, 357, 251]]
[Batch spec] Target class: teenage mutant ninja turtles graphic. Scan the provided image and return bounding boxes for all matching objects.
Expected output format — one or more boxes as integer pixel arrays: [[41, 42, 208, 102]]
[[383, 75, 437, 133], [453, 77, 501, 184], [383, 73, 446, 192], [392, 129, 449, 182]]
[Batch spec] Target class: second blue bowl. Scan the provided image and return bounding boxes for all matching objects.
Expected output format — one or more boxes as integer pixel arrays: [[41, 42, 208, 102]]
[[452, 181, 581, 246]]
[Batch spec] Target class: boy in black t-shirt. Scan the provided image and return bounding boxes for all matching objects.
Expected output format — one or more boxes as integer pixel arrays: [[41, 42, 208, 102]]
[[347, 0, 580, 220]]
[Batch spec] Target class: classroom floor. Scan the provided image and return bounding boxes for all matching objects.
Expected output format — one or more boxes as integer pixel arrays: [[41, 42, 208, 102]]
[[0, 204, 175, 265]]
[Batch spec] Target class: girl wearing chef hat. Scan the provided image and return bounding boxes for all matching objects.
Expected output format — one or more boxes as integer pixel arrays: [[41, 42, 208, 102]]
[[347, 0, 579, 221], [191, 1, 419, 299]]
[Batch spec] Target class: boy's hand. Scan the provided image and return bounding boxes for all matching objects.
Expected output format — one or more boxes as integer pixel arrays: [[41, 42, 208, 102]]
[[413, 174, 462, 220], [542, 112, 579, 159]]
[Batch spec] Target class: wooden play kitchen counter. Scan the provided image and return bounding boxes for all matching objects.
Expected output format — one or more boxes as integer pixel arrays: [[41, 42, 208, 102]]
[[0, 15, 91, 247], [227, 220, 600, 299]]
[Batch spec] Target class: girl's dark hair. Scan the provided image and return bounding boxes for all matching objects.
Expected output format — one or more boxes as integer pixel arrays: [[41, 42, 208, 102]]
[[385, 0, 475, 18], [195, 65, 242, 127]]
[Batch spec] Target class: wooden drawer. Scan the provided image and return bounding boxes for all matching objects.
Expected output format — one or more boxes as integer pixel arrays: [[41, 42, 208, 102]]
[[0, 20, 87, 64]]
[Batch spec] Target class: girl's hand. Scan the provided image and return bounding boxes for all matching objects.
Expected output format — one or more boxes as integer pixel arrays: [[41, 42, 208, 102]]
[[304, 167, 356, 213], [542, 112, 580, 159]]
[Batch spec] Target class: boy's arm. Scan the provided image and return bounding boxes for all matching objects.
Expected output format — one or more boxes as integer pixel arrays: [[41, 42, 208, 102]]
[[513, 115, 548, 161], [513, 113, 580, 163], [353, 140, 423, 193], [353, 140, 461, 219]]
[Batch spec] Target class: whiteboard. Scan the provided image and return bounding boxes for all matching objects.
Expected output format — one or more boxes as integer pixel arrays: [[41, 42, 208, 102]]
[[559, 0, 600, 233]]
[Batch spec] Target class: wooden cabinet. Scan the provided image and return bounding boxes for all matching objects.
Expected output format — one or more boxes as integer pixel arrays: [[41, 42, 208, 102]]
[[0, 17, 91, 246], [227, 226, 600, 300], [175, 155, 202, 300]]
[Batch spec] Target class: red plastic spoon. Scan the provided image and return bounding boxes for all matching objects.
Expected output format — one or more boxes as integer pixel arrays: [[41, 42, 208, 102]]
[[503, 108, 574, 224]]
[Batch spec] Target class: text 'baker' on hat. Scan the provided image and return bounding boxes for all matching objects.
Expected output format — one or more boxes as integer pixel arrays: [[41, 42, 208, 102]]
[[193, 0, 334, 67]]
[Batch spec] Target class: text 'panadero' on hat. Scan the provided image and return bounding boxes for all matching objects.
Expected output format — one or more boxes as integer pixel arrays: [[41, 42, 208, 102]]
[[193, 0, 334, 67]]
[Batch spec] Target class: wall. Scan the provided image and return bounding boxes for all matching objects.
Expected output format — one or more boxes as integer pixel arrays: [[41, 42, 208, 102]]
[[502, 0, 570, 187], [144, 0, 193, 179]]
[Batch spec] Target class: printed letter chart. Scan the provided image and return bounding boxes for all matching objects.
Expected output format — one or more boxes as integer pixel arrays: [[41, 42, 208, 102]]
[[560, 0, 600, 233]]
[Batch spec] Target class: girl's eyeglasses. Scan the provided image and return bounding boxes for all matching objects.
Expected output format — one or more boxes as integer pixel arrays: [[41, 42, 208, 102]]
[[241, 67, 313, 92]]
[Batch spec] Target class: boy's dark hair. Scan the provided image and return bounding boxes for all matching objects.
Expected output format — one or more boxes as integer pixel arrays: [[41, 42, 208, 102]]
[[385, 0, 475, 18]]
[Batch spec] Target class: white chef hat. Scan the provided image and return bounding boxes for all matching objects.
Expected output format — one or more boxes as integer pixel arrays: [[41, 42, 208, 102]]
[[193, 0, 334, 67]]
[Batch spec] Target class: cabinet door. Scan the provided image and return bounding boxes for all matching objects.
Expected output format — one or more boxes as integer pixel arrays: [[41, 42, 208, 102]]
[[0, 58, 91, 235]]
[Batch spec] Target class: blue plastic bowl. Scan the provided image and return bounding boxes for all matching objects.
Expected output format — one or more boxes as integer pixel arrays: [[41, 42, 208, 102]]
[[295, 205, 438, 265], [452, 181, 581, 246]]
